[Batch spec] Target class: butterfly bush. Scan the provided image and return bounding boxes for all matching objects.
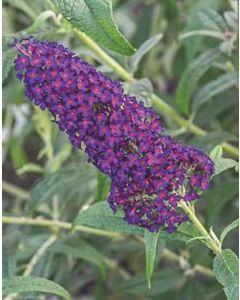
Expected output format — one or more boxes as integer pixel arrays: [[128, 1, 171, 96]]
[[13, 37, 214, 232]]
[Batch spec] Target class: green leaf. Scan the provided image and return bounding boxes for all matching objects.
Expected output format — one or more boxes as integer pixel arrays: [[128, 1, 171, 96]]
[[17, 163, 44, 175], [117, 269, 185, 296], [224, 11, 238, 31], [219, 35, 236, 56], [182, 280, 207, 300], [198, 8, 228, 32], [210, 145, 223, 160], [74, 202, 190, 240], [127, 78, 153, 107], [51, 0, 135, 55], [50, 237, 104, 268], [206, 178, 238, 225], [229, 0, 238, 13], [213, 249, 239, 300], [27, 10, 56, 34], [213, 249, 239, 286], [33, 108, 53, 160], [184, 0, 219, 60], [29, 162, 95, 211], [7, 0, 38, 20], [224, 285, 239, 300], [2, 249, 17, 278], [192, 72, 238, 113], [195, 89, 237, 124], [49, 144, 72, 173], [3, 7, 14, 35], [176, 49, 220, 115], [220, 219, 239, 243], [155, 231, 190, 242], [2, 276, 71, 299], [129, 33, 163, 73], [2, 48, 17, 83], [189, 131, 237, 153], [145, 230, 160, 289], [8, 137, 28, 170], [213, 158, 238, 176], [178, 222, 202, 239], [73, 202, 144, 235], [96, 171, 111, 202]]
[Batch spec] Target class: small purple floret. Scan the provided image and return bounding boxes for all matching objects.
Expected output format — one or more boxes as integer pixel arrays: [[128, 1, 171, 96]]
[[13, 37, 214, 232]]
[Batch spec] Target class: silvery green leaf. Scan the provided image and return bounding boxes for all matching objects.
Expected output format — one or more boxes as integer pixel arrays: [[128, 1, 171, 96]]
[[73, 202, 190, 240], [73, 201, 144, 235], [219, 35, 237, 56], [3, 276, 71, 299], [229, 0, 238, 13], [3, 48, 17, 83], [220, 219, 239, 243], [224, 11, 238, 32], [184, 0, 220, 60], [189, 131, 237, 153], [29, 162, 96, 211], [210, 145, 223, 160], [144, 230, 160, 288], [127, 78, 153, 107], [51, 0, 135, 55], [198, 8, 229, 31], [192, 71, 238, 113], [213, 157, 238, 176], [96, 171, 111, 202], [117, 269, 186, 296], [7, 0, 38, 20], [27, 10, 56, 33], [206, 178, 238, 225], [129, 33, 163, 73], [2, 249, 17, 278], [213, 249, 239, 300], [50, 237, 104, 268], [176, 49, 221, 115]]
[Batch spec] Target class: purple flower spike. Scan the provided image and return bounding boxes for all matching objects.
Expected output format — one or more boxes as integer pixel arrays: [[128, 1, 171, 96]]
[[13, 37, 214, 232]]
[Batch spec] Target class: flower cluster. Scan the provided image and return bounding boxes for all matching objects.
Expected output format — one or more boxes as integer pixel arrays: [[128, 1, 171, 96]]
[[13, 37, 214, 232]]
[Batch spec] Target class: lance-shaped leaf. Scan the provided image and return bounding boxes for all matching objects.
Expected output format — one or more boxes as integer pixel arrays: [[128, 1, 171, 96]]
[[51, 0, 135, 55], [3, 276, 71, 299], [176, 49, 220, 115], [192, 71, 238, 113], [220, 219, 239, 243], [73, 202, 191, 240], [213, 249, 239, 300], [144, 230, 160, 289]]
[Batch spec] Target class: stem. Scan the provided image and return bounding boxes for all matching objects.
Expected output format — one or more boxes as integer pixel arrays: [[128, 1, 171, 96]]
[[4, 234, 58, 300], [162, 249, 213, 277], [104, 257, 130, 280], [2, 216, 122, 238], [2, 181, 30, 200], [3, 216, 130, 280], [23, 235, 58, 276], [179, 201, 222, 255], [162, 248, 180, 261], [73, 30, 134, 83], [74, 30, 238, 159], [133, 236, 214, 277], [193, 264, 214, 277], [3, 216, 214, 278], [179, 30, 225, 41]]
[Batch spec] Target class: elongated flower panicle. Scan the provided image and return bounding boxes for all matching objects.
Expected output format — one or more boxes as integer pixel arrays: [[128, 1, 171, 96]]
[[13, 37, 214, 232]]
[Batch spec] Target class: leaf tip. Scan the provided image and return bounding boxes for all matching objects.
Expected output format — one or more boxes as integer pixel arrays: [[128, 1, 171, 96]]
[[147, 278, 152, 290]]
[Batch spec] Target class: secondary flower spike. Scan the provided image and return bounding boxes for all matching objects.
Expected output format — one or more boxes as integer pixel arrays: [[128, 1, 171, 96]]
[[13, 37, 214, 232]]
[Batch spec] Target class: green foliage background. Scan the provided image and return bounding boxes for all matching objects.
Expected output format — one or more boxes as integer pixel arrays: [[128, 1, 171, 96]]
[[2, 0, 239, 299]]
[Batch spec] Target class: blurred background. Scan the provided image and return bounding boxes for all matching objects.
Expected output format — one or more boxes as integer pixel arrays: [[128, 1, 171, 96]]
[[2, 0, 239, 299]]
